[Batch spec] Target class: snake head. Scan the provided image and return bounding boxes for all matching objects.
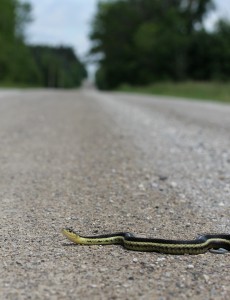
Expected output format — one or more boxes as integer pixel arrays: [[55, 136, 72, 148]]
[[62, 227, 81, 244], [61, 227, 77, 235]]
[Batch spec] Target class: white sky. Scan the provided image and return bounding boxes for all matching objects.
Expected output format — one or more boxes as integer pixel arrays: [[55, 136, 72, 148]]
[[26, 0, 230, 64], [26, 0, 98, 59]]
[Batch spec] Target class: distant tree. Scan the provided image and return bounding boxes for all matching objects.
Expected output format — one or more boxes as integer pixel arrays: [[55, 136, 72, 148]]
[[15, 1, 33, 40], [0, 0, 16, 40], [188, 19, 230, 81], [0, 1, 87, 87], [0, 0, 40, 85], [89, 0, 216, 89], [211, 19, 230, 80], [29, 45, 87, 88], [90, 1, 141, 89], [180, 0, 215, 33]]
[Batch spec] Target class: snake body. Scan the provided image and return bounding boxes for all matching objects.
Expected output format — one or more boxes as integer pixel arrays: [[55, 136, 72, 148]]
[[62, 228, 230, 255]]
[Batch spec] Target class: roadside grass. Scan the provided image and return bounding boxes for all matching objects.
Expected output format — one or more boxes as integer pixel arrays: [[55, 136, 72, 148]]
[[118, 81, 230, 103], [0, 81, 36, 88]]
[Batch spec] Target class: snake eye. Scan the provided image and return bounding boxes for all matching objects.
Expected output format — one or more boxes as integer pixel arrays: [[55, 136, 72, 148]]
[[65, 227, 74, 233]]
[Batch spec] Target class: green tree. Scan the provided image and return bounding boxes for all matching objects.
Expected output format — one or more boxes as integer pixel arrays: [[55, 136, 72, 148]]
[[0, 0, 40, 85], [89, 0, 215, 89], [187, 19, 230, 81], [15, 1, 33, 40], [90, 1, 141, 89], [29, 46, 87, 88], [211, 20, 230, 80], [0, 1, 87, 87]]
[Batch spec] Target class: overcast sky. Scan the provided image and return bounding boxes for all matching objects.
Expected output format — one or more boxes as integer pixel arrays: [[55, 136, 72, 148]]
[[26, 0, 230, 62], [26, 0, 98, 59]]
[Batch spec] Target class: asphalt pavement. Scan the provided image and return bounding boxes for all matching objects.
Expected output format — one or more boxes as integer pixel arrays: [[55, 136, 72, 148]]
[[1, 88, 229, 299]]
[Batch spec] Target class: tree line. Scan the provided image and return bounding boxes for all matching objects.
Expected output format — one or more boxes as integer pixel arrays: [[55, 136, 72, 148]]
[[0, 0, 86, 88], [89, 0, 230, 89]]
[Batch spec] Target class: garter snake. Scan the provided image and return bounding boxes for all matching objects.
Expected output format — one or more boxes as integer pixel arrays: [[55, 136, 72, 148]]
[[62, 228, 230, 255]]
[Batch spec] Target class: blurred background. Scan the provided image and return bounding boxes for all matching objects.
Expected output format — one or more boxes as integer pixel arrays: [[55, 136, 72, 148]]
[[0, 0, 230, 101]]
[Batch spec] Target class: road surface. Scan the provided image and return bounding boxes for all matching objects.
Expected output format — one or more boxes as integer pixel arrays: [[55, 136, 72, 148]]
[[1, 88, 230, 299]]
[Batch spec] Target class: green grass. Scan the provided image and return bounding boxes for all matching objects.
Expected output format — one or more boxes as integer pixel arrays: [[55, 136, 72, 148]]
[[0, 81, 39, 88], [118, 81, 230, 103]]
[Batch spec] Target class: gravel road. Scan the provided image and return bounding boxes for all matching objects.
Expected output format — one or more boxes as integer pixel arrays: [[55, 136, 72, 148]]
[[1, 88, 230, 300]]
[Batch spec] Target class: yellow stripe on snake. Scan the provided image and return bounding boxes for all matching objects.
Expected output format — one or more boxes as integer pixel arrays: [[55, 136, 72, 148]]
[[62, 228, 230, 255]]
